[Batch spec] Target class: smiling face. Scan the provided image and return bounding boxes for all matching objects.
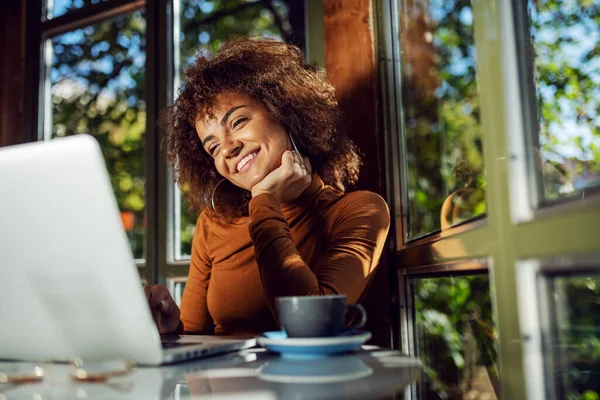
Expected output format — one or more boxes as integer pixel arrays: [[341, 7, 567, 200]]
[[195, 92, 291, 191]]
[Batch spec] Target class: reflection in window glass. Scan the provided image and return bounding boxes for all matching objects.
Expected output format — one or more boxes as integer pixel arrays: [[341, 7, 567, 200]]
[[410, 274, 499, 399], [167, 278, 187, 307], [48, 12, 146, 259], [46, 0, 109, 19], [399, 0, 486, 239], [174, 185, 194, 259], [174, 0, 300, 258], [523, 0, 600, 204], [173, 383, 191, 398], [545, 274, 600, 399]]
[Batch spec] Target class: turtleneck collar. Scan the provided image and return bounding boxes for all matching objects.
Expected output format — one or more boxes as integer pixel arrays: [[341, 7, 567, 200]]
[[280, 174, 325, 213]]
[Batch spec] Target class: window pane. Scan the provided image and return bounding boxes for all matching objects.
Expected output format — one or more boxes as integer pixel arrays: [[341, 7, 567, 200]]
[[410, 274, 499, 399], [47, 12, 146, 259], [167, 277, 187, 307], [174, 185, 195, 260], [399, 0, 486, 239], [46, 0, 109, 20], [545, 274, 600, 399], [173, 0, 301, 259], [523, 0, 600, 204]]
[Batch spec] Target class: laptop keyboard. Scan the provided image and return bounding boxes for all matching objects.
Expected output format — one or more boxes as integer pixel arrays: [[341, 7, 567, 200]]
[[162, 341, 204, 349], [161, 335, 204, 349]]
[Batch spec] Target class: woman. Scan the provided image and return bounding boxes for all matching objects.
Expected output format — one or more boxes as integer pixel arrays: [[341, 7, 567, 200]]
[[145, 36, 390, 336]]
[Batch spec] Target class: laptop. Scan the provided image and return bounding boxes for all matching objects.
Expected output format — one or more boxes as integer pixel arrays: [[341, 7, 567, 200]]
[[0, 134, 255, 365]]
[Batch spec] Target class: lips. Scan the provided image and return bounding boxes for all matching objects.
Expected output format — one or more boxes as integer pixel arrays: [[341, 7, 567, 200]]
[[235, 149, 260, 173]]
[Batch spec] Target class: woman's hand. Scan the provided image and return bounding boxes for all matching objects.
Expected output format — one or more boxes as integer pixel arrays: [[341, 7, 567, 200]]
[[143, 284, 181, 334], [251, 150, 312, 203]]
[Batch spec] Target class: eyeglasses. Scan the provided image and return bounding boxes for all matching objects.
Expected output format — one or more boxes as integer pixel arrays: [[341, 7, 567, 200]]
[[0, 363, 44, 385], [0, 359, 135, 386], [70, 359, 136, 383]]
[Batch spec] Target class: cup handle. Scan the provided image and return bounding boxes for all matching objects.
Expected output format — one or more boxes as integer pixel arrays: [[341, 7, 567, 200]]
[[345, 303, 367, 330]]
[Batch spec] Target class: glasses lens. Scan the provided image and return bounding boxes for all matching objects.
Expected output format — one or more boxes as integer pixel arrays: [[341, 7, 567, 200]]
[[0, 362, 44, 384], [69, 359, 135, 382]]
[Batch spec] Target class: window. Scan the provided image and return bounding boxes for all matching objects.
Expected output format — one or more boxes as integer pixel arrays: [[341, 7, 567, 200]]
[[172, 0, 304, 260], [518, 259, 600, 400], [46, 11, 147, 259], [514, 0, 600, 209], [547, 274, 600, 399], [166, 276, 187, 307], [46, 0, 111, 19], [406, 269, 499, 399], [398, 0, 486, 239], [26, 0, 307, 282], [380, 0, 599, 399]]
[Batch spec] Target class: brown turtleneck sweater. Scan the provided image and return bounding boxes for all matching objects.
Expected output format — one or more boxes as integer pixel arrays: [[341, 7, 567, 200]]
[[179, 175, 390, 335]]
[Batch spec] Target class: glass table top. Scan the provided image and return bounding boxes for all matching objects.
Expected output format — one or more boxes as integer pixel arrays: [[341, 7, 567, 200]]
[[1, 347, 422, 399]]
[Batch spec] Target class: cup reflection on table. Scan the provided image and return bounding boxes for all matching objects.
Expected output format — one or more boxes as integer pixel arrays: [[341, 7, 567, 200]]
[[182, 354, 373, 399]]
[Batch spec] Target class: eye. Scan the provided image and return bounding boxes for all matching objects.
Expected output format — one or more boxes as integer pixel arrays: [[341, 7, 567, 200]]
[[209, 143, 220, 156], [232, 117, 247, 129]]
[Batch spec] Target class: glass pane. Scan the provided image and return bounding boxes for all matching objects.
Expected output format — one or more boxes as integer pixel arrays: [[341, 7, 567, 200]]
[[167, 278, 187, 307], [47, 12, 146, 259], [174, 184, 195, 260], [173, 0, 300, 259], [399, 0, 486, 239], [410, 274, 499, 399], [545, 274, 600, 399], [46, 0, 109, 20], [522, 0, 600, 204]]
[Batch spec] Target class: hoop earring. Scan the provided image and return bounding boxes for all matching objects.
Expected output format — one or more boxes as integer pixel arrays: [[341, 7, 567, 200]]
[[211, 178, 248, 226], [289, 134, 313, 176]]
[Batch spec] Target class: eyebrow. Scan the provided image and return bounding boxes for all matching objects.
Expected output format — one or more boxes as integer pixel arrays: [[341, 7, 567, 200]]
[[201, 105, 248, 149], [202, 134, 214, 148], [220, 105, 247, 126]]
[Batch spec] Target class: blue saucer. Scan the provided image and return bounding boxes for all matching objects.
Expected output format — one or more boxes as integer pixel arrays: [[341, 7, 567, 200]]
[[257, 330, 372, 358]]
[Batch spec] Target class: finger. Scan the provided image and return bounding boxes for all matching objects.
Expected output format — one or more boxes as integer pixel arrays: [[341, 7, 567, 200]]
[[293, 151, 303, 166], [160, 301, 182, 333], [143, 285, 151, 301], [163, 298, 181, 320], [303, 157, 312, 173], [149, 285, 170, 309], [296, 155, 310, 174], [296, 157, 308, 173], [282, 151, 297, 176], [289, 151, 304, 168], [159, 299, 170, 313], [289, 151, 302, 168], [158, 294, 181, 322], [154, 310, 163, 333], [282, 150, 295, 166]]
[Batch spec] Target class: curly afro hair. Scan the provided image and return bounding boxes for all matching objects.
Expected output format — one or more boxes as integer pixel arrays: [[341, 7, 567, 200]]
[[161, 36, 361, 219]]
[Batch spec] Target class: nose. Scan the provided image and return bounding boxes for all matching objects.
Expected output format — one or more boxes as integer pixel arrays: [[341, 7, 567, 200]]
[[220, 137, 242, 158]]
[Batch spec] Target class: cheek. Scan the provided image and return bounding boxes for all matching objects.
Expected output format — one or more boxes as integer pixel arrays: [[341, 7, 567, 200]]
[[269, 126, 290, 151], [213, 158, 228, 177]]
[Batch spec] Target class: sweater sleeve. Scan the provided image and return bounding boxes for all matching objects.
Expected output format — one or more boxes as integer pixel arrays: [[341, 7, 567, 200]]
[[248, 191, 390, 315], [180, 213, 215, 334]]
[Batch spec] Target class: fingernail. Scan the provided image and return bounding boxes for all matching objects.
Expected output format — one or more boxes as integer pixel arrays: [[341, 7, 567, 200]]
[[160, 300, 169, 312]]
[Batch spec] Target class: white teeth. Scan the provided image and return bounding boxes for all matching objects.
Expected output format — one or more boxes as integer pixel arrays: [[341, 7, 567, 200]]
[[236, 151, 257, 172]]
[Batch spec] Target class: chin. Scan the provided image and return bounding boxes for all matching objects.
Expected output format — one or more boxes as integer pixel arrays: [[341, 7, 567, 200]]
[[231, 176, 261, 192], [231, 164, 271, 191], [245, 177, 262, 191]]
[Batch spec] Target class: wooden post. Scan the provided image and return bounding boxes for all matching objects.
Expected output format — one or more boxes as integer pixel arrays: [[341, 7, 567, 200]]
[[323, 0, 391, 347], [0, 0, 25, 147], [323, 0, 382, 195]]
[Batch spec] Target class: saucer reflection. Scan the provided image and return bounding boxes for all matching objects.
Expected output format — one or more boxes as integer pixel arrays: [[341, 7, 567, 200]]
[[258, 355, 373, 384]]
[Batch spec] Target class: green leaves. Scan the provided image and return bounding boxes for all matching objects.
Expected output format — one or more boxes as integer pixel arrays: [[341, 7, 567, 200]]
[[413, 275, 496, 396], [401, 0, 486, 238]]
